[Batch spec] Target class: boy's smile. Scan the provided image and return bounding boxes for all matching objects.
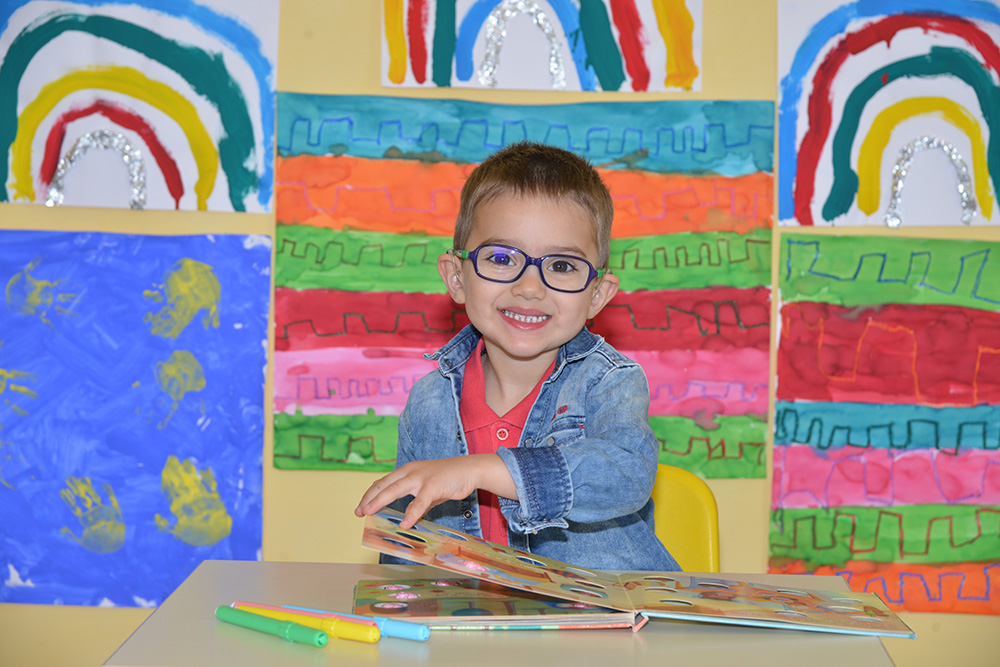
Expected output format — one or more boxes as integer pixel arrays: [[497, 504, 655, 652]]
[[438, 192, 619, 379]]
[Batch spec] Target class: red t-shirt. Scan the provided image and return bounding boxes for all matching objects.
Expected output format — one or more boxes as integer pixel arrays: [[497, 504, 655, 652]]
[[459, 338, 554, 545]]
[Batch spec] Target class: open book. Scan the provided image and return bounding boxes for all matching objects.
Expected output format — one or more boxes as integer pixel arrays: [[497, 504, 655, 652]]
[[360, 509, 916, 638]]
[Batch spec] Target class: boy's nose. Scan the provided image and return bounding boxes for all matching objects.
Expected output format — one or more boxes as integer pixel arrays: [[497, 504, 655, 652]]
[[512, 264, 546, 296]]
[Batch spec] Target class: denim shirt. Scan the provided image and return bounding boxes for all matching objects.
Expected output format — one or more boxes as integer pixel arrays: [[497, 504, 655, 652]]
[[380, 325, 681, 572]]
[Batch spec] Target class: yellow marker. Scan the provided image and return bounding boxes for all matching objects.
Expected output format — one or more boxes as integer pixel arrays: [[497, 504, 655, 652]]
[[232, 603, 380, 643]]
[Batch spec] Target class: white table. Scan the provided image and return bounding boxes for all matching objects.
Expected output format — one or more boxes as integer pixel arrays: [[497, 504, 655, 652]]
[[105, 560, 896, 666]]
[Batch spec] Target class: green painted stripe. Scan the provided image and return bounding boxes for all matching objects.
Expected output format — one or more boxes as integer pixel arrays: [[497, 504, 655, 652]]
[[651, 415, 767, 478], [780, 233, 1000, 310], [273, 410, 399, 472], [769, 505, 1000, 567], [579, 0, 625, 92], [612, 229, 772, 290], [275, 225, 450, 293], [274, 410, 766, 478]]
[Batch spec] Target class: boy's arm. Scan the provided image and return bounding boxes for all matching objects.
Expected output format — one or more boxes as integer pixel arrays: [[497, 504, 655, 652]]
[[355, 454, 516, 529], [497, 363, 659, 533]]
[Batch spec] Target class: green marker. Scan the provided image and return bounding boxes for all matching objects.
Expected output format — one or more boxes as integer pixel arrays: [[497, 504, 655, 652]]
[[215, 605, 328, 648]]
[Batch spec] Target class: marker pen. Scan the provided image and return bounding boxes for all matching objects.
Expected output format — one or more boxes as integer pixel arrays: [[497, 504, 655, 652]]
[[231, 602, 380, 643], [214, 605, 328, 648], [285, 604, 431, 642]]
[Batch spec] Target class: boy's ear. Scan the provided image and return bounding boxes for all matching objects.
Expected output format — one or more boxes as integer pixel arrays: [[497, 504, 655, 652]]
[[587, 272, 619, 319], [438, 253, 467, 304]]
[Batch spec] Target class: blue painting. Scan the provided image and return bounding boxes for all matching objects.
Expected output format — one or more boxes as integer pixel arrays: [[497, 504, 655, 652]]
[[0, 230, 269, 606]]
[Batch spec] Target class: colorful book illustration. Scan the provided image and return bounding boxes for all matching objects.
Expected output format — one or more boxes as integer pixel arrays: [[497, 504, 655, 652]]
[[361, 509, 916, 638], [353, 578, 639, 631]]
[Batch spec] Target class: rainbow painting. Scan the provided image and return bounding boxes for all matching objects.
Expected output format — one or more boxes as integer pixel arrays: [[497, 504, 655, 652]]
[[381, 0, 702, 92], [778, 0, 1000, 226], [273, 93, 773, 479], [770, 233, 1000, 615], [0, 0, 278, 212]]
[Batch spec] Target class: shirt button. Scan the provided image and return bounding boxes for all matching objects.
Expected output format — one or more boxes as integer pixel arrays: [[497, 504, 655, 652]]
[[463, 510, 473, 519], [496, 427, 509, 441]]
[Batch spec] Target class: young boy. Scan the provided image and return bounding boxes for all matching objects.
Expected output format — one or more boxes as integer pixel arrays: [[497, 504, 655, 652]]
[[356, 141, 680, 571]]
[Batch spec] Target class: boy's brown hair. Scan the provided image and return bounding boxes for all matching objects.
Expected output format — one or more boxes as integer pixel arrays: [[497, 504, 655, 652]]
[[454, 141, 614, 269]]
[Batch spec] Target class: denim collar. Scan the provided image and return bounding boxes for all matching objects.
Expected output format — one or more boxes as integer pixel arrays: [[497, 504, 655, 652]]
[[426, 325, 603, 380]]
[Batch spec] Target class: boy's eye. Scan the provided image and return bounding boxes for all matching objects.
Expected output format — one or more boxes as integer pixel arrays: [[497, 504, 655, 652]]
[[546, 258, 582, 274], [484, 249, 519, 267]]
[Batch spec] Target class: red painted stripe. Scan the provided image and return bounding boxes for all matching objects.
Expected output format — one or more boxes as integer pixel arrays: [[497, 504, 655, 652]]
[[609, 0, 650, 91], [41, 100, 184, 209], [777, 301, 1000, 406], [591, 287, 771, 352], [276, 286, 771, 354], [407, 0, 429, 84], [794, 14, 1000, 226], [275, 288, 467, 351]]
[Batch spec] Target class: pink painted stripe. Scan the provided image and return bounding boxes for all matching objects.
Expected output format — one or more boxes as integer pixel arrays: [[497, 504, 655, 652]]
[[773, 444, 1000, 509], [274, 347, 436, 416], [275, 346, 769, 419], [624, 348, 769, 418]]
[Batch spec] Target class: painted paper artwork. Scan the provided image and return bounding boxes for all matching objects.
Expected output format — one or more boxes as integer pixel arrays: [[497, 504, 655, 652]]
[[381, 0, 702, 92], [770, 233, 1000, 615], [778, 0, 1000, 226], [0, 0, 279, 212], [0, 230, 270, 607], [274, 93, 773, 478]]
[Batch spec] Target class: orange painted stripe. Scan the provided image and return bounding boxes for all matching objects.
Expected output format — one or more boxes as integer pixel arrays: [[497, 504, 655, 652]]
[[770, 559, 1000, 614], [276, 155, 772, 236]]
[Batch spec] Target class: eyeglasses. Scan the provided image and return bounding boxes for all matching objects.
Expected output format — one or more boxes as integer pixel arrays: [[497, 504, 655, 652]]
[[448, 244, 607, 293]]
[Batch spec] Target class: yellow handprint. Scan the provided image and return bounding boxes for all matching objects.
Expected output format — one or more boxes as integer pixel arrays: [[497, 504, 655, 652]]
[[59, 477, 126, 554], [153, 350, 205, 428], [155, 455, 232, 546], [143, 258, 221, 339], [6, 258, 76, 325], [0, 355, 38, 427]]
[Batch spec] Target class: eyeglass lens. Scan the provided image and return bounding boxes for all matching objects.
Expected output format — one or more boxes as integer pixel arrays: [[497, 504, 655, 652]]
[[473, 245, 594, 292]]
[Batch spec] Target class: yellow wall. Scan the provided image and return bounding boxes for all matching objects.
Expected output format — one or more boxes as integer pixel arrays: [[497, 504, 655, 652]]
[[1, 2, 997, 665]]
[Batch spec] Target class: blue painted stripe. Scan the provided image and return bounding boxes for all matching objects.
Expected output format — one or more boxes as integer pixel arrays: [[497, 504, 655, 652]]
[[277, 93, 774, 177], [775, 400, 1000, 451]]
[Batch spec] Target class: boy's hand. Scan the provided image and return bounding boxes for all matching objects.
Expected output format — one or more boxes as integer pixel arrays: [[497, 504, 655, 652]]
[[354, 454, 516, 529]]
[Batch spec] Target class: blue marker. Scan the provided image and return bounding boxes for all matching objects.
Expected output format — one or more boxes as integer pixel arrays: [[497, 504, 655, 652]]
[[284, 605, 430, 642]]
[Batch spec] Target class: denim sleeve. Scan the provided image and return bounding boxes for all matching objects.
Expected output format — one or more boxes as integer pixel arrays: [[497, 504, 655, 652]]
[[497, 363, 658, 533]]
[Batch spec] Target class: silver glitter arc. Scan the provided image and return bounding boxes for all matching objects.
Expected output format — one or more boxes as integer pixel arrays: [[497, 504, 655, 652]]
[[45, 129, 147, 210], [883, 135, 977, 228], [477, 0, 567, 90]]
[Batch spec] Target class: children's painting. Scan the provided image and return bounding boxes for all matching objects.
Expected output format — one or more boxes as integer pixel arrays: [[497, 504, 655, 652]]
[[778, 0, 1000, 226], [274, 93, 773, 478], [0, 230, 270, 606], [0, 0, 279, 212], [382, 0, 702, 92], [770, 233, 1000, 615]]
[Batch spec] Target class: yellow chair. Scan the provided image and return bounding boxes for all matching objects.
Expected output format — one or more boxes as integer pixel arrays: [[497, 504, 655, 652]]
[[651, 464, 720, 572]]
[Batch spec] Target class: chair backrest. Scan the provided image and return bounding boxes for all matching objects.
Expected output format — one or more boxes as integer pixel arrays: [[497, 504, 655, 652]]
[[650, 464, 720, 572]]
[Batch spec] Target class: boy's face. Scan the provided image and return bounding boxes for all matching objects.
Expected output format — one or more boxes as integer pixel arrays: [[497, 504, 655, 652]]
[[438, 192, 619, 368]]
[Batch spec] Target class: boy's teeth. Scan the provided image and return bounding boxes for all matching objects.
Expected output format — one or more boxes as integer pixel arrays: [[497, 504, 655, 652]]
[[503, 310, 548, 323]]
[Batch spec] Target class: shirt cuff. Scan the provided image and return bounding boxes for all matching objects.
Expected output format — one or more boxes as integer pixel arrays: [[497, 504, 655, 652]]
[[496, 445, 572, 533]]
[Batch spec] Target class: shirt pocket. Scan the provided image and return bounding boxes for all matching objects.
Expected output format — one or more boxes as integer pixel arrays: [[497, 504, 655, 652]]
[[531, 414, 586, 448]]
